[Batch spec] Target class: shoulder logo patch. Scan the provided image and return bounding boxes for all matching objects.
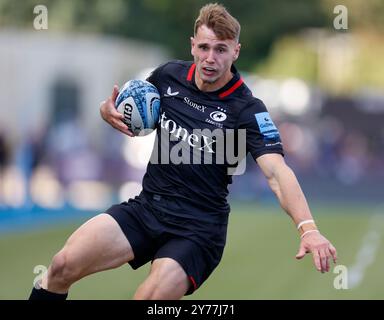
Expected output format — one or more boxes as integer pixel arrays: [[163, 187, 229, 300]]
[[255, 112, 280, 140]]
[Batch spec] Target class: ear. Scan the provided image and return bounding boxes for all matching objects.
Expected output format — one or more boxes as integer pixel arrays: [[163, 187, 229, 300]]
[[190, 36, 195, 56], [233, 43, 241, 61]]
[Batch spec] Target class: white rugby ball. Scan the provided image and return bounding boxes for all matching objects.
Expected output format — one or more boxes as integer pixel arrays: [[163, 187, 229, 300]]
[[115, 80, 161, 136]]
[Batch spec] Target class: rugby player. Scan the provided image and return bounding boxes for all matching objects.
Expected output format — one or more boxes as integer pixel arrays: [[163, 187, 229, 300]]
[[29, 3, 337, 300]]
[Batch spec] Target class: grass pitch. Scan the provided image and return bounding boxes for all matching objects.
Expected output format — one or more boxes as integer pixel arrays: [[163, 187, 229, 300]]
[[1, 202, 383, 299]]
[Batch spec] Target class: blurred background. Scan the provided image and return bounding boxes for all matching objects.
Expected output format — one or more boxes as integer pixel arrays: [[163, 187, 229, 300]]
[[0, 0, 383, 299]]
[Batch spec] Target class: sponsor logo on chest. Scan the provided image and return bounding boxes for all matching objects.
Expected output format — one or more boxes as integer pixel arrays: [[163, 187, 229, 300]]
[[183, 97, 206, 113], [183, 97, 228, 128]]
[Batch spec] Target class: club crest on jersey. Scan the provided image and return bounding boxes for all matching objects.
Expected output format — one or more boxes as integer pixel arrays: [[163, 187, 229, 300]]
[[210, 111, 227, 122], [205, 107, 227, 128]]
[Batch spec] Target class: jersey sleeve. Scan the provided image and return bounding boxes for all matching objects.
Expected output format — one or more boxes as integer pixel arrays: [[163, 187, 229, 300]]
[[237, 99, 284, 159], [146, 62, 168, 88]]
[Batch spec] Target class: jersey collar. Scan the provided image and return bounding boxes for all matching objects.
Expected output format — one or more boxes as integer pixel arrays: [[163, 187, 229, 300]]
[[186, 62, 243, 99]]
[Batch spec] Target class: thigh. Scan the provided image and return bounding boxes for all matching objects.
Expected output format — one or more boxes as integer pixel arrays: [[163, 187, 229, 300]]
[[135, 257, 190, 299], [61, 213, 134, 276]]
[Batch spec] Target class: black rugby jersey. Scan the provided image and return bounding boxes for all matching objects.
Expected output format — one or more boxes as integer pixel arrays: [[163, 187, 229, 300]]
[[143, 60, 283, 224]]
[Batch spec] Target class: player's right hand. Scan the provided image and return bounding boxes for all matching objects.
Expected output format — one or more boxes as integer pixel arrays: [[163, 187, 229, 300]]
[[296, 231, 337, 273], [99, 85, 134, 137]]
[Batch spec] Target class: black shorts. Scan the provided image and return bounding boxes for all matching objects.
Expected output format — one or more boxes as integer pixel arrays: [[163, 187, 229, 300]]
[[105, 192, 227, 295]]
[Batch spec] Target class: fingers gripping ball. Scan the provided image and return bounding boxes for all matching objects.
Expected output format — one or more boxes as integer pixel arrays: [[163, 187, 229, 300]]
[[115, 80, 161, 136]]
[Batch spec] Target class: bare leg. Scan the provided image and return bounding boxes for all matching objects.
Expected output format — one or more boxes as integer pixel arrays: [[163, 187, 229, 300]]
[[134, 258, 190, 300], [40, 213, 134, 293]]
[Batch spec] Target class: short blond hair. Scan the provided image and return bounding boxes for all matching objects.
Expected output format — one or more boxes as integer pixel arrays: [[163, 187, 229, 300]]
[[194, 3, 241, 42]]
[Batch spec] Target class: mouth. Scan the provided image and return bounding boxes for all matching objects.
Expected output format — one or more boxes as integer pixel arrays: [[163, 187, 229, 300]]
[[201, 66, 217, 76]]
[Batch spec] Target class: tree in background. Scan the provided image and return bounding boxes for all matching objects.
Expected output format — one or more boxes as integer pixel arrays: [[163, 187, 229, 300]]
[[1, 0, 383, 89], [0, 0, 326, 70]]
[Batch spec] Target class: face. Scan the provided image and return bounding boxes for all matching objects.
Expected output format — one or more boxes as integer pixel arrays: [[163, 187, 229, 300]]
[[191, 25, 241, 92]]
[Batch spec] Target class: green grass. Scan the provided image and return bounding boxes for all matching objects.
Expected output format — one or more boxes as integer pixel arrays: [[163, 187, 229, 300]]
[[1, 203, 383, 299]]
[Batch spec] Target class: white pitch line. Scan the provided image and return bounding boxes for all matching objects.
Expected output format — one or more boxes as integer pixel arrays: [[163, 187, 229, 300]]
[[348, 211, 384, 289]]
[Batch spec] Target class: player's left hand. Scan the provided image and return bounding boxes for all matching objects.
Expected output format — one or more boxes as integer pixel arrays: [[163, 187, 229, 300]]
[[295, 232, 337, 273]]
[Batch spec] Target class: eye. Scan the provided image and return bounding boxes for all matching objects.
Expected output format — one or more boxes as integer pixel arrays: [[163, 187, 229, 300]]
[[217, 47, 226, 54]]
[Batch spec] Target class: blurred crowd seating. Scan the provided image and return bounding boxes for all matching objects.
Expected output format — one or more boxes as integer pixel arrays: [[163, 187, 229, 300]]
[[0, 89, 383, 211]]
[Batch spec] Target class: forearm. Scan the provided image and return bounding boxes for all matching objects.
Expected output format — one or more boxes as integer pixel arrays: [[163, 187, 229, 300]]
[[257, 154, 337, 272], [267, 163, 314, 227]]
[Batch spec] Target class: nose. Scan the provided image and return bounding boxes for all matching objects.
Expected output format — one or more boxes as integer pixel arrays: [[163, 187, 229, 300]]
[[205, 49, 215, 64]]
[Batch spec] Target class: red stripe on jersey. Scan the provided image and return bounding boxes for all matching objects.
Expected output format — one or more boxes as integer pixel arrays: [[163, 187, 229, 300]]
[[219, 78, 244, 98], [188, 275, 198, 292], [187, 63, 196, 81]]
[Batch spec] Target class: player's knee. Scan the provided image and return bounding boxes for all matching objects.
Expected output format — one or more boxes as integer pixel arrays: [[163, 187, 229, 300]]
[[49, 250, 81, 286]]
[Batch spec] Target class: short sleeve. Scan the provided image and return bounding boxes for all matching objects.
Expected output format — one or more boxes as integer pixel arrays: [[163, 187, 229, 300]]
[[146, 62, 168, 88], [237, 99, 284, 159]]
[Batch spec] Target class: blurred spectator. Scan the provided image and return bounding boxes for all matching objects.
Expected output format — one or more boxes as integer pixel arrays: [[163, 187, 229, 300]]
[[0, 130, 11, 206], [46, 119, 102, 186], [0, 131, 10, 169]]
